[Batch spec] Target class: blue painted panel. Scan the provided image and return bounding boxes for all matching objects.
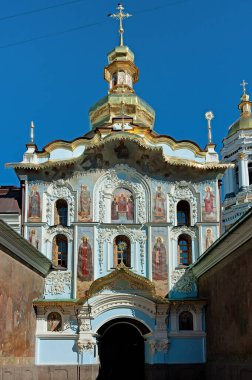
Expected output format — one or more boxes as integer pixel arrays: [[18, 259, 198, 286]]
[[166, 337, 206, 364], [37, 338, 78, 364]]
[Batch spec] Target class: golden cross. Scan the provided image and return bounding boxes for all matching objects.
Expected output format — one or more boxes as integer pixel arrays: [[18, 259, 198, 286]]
[[108, 3, 132, 47], [241, 79, 248, 95]]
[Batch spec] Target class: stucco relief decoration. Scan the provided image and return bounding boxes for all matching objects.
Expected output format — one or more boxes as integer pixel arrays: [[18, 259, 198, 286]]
[[149, 339, 169, 354], [171, 269, 197, 293], [45, 180, 75, 225], [45, 271, 71, 295], [169, 182, 198, 225], [95, 168, 146, 224], [47, 225, 73, 241], [170, 226, 197, 240], [77, 340, 95, 352]]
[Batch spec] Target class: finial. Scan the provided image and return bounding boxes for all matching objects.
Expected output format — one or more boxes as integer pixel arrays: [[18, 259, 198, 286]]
[[108, 3, 132, 47], [205, 111, 214, 144], [30, 120, 35, 144], [240, 80, 248, 95]]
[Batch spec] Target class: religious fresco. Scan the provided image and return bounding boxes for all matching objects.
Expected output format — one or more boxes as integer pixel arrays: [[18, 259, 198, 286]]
[[152, 236, 168, 281], [0, 250, 44, 362], [152, 185, 166, 222], [77, 228, 94, 298], [202, 226, 217, 251], [27, 227, 41, 251], [77, 236, 93, 281], [47, 312, 62, 332], [111, 188, 134, 223], [28, 185, 41, 222], [78, 184, 92, 222], [151, 227, 168, 296], [201, 185, 217, 222]]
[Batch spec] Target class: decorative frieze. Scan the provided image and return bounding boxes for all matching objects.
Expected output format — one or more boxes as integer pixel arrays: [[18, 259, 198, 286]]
[[77, 340, 95, 352]]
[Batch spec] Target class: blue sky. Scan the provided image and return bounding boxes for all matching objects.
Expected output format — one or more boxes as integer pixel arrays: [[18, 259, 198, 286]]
[[0, 0, 251, 186]]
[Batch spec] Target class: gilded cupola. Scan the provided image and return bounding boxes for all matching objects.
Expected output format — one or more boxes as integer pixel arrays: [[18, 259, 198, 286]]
[[89, 3, 155, 132]]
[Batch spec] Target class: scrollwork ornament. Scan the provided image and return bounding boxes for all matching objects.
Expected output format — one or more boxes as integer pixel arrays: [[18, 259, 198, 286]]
[[170, 226, 197, 240], [48, 225, 73, 241]]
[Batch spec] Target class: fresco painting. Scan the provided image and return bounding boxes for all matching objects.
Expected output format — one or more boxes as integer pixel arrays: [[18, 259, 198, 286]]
[[77, 236, 93, 281], [152, 236, 168, 281], [203, 226, 217, 251], [111, 188, 134, 223], [28, 227, 41, 251], [202, 185, 217, 222], [0, 251, 44, 361], [152, 185, 166, 222], [78, 184, 92, 222], [28, 185, 41, 221]]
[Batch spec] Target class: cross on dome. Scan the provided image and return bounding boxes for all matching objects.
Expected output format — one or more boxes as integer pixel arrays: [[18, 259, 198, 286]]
[[108, 3, 132, 47], [240, 79, 248, 95]]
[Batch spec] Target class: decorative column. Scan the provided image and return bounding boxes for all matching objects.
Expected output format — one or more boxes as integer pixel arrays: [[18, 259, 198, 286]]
[[77, 305, 96, 364], [238, 153, 249, 190]]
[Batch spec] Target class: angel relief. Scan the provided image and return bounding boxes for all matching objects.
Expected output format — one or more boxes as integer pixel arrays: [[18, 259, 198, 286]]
[[111, 188, 134, 224]]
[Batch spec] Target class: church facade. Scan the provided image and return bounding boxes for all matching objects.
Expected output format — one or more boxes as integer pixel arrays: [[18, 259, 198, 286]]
[[3, 4, 247, 380]]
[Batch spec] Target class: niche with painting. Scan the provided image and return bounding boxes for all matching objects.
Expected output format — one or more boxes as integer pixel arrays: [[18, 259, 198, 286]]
[[111, 188, 134, 224]]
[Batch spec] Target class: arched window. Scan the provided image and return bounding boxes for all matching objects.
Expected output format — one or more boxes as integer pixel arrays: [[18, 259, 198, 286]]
[[47, 312, 62, 332], [177, 200, 190, 226], [55, 199, 68, 226], [179, 311, 193, 330], [113, 235, 131, 267], [178, 234, 192, 266], [248, 162, 252, 185], [112, 73, 117, 87], [52, 234, 68, 269], [111, 188, 134, 224], [117, 70, 126, 85]]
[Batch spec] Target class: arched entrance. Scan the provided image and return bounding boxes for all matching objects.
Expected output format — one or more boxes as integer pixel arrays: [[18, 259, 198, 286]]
[[96, 318, 149, 380]]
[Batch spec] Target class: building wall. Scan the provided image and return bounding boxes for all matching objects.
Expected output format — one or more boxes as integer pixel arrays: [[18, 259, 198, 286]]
[[0, 245, 45, 366], [197, 238, 252, 379]]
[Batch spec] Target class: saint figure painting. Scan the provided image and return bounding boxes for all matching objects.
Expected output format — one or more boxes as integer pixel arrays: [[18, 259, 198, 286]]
[[77, 236, 93, 281]]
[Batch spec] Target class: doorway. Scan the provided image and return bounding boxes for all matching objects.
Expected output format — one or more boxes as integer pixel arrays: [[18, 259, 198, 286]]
[[96, 318, 148, 380]]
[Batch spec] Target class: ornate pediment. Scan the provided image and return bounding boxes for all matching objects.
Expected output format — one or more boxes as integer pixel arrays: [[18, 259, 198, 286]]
[[87, 262, 155, 297]]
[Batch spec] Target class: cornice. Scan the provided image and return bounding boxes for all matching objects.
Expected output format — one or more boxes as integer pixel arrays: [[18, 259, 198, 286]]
[[0, 219, 51, 276], [7, 132, 232, 172]]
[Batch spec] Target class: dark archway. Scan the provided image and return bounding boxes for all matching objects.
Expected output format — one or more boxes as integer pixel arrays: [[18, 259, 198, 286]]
[[96, 319, 147, 380]]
